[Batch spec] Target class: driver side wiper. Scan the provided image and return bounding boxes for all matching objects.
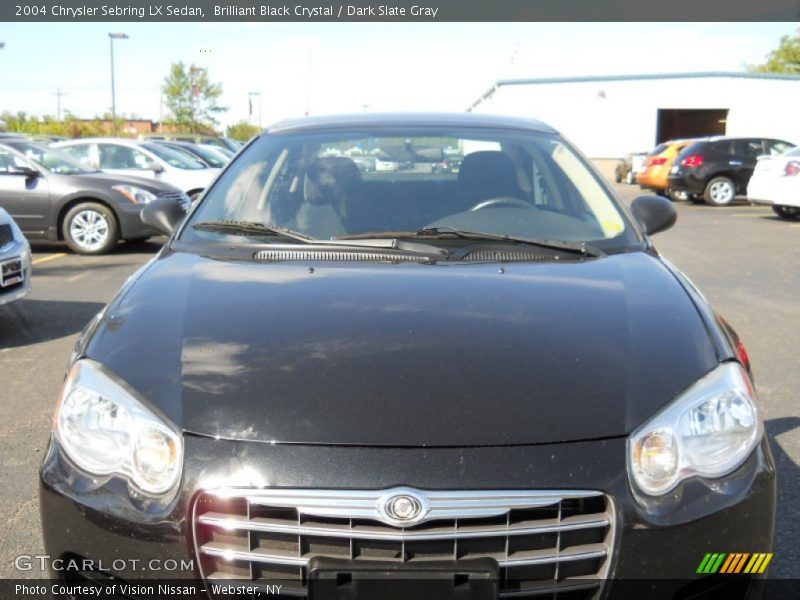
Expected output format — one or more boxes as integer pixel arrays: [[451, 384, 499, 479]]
[[193, 220, 317, 243], [413, 226, 605, 257]]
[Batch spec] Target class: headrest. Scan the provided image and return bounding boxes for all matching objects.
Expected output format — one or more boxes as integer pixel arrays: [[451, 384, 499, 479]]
[[303, 157, 362, 206], [457, 151, 521, 204]]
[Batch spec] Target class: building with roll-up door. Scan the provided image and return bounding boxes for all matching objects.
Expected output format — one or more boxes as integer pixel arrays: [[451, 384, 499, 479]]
[[468, 72, 800, 159]]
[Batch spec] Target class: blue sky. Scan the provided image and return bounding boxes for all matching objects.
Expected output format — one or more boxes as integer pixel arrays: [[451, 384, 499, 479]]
[[0, 23, 796, 129]]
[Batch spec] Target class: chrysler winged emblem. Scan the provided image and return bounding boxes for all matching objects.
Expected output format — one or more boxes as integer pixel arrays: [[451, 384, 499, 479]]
[[378, 488, 428, 526]]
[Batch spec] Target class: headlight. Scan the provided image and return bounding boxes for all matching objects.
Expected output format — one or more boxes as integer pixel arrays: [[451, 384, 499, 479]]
[[54, 359, 183, 495], [112, 185, 157, 205], [628, 362, 761, 496]]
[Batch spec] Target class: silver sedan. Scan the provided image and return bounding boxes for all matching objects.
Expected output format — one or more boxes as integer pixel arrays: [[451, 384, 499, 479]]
[[0, 207, 32, 306]]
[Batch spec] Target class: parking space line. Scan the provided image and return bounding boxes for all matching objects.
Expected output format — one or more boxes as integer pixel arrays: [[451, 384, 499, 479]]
[[31, 253, 68, 265], [66, 272, 89, 282]]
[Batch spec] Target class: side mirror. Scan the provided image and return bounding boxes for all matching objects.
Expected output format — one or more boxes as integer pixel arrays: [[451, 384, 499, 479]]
[[10, 166, 40, 178], [145, 161, 165, 173], [630, 195, 677, 236], [141, 197, 186, 236]]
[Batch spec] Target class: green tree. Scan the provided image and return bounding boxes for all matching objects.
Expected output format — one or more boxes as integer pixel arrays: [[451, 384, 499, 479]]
[[162, 62, 227, 134], [226, 121, 260, 141], [749, 29, 800, 73], [0, 111, 132, 138]]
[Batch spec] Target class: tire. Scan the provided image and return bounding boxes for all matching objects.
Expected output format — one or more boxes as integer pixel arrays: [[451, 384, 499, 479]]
[[614, 171, 622, 183], [62, 202, 119, 255], [666, 188, 684, 202], [772, 205, 800, 220], [703, 176, 736, 206]]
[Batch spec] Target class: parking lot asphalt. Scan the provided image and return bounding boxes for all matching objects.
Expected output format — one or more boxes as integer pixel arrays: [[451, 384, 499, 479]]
[[1, 186, 798, 579]]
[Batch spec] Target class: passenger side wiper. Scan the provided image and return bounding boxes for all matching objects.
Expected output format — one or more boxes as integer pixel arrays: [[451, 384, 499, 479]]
[[194, 220, 448, 258], [192, 220, 317, 243], [413, 226, 605, 257]]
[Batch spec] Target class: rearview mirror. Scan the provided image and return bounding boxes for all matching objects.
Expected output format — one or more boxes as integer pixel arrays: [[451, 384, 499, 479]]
[[141, 197, 186, 236], [630, 195, 677, 236], [145, 161, 164, 173]]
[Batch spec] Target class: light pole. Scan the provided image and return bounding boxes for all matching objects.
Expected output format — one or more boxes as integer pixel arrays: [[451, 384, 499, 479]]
[[248, 92, 262, 128], [53, 88, 67, 121], [108, 32, 128, 135], [305, 48, 312, 116], [188, 65, 207, 134]]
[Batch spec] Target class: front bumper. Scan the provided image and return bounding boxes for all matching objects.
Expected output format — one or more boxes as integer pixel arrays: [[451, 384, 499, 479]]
[[39, 433, 776, 598], [0, 238, 32, 307], [114, 201, 162, 240]]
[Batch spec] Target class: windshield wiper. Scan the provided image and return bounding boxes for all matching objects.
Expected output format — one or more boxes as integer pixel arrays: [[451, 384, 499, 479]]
[[193, 220, 317, 243], [412, 226, 605, 257], [193, 220, 448, 258], [340, 227, 604, 257]]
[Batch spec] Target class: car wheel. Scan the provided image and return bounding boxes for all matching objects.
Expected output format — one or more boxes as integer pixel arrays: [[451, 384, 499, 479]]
[[666, 188, 683, 202], [704, 176, 736, 206], [63, 202, 119, 255], [772, 205, 800, 220], [625, 171, 635, 185], [614, 172, 622, 183]]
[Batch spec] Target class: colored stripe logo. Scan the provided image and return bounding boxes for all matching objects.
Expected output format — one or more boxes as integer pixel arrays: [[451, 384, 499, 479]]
[[697, 553, 773, 574]]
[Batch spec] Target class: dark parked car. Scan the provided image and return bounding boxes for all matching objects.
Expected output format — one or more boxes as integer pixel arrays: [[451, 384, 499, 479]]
[[155, 140, 229, 169], [40, 113, 773, 598], [0, 140, 188, 254], [142, 133, 241, 153], [667, 136, 795, 205]]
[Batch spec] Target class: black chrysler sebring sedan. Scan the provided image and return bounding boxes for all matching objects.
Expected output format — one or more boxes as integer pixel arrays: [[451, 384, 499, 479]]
[[40, 114, 774, 599]]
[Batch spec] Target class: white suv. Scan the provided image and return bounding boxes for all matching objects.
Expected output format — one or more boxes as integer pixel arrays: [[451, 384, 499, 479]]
[[53, 138, 220, 199]]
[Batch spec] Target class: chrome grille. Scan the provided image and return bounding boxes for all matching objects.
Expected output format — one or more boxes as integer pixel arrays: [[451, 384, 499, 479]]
[[193, 488, 614, 598]]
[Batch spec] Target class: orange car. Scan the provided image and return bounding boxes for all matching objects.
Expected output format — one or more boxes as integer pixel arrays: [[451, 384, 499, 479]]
[[637, 139, 694, 196]]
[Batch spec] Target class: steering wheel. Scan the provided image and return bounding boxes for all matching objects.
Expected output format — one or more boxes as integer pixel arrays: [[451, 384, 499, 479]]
[[469, 197, 531, 212]]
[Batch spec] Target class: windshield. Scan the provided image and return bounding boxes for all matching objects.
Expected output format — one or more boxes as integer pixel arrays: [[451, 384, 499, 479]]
[[209, 145, 235, 158], [180, 144, 226, 167], [10, 141, 95, 175], [186, 127, 636, 249], [141, 143, 206, 170]]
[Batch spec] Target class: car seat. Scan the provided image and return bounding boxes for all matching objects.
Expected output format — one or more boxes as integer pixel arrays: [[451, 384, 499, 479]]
[[293, 157, 361, 239]]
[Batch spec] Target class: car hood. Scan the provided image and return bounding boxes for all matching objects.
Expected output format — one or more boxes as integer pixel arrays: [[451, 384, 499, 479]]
[[68, 171, 183, 193], [83, 250, 717, 447]]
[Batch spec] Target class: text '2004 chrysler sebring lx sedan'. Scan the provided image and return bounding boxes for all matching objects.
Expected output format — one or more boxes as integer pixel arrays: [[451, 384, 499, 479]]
[[39, 114, 774, 600]]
